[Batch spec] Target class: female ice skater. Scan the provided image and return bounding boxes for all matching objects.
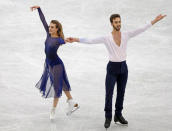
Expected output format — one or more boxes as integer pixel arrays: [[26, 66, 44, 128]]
[[31, 6, 79, 119]]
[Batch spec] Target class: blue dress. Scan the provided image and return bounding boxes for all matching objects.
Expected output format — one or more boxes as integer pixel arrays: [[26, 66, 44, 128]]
[[35, 8, 71, 98]]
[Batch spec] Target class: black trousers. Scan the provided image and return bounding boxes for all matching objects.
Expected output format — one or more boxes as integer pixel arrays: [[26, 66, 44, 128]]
[[104, 61, 128, 119]]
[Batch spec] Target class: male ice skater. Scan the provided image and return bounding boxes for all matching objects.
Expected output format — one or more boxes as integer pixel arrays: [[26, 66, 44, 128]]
[[66, 14, 166, 129]]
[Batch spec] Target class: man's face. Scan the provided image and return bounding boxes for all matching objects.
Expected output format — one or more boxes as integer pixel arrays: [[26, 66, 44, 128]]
[[49, 23, 58, 35], [111, 17, 121, 31]]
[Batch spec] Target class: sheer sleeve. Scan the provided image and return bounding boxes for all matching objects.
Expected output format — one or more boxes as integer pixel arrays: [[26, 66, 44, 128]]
[[37, 8, 49, 33]]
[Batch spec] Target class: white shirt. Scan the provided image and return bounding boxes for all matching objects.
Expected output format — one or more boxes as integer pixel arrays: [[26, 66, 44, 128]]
[[79, 23, 152, 62]]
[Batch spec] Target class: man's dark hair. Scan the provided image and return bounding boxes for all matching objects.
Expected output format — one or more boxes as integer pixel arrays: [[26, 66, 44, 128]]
[[110, 14, 121, 23]]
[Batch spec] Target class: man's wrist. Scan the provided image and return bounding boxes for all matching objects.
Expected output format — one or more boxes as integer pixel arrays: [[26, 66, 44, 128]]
[[151, 20, 156, 25]]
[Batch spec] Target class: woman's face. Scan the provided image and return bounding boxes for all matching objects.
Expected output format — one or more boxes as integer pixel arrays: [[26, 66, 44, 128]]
[[49, 23, 58, 35]]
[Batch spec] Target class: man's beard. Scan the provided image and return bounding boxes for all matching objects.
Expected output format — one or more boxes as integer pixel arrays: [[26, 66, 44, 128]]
[[113, 25, 121, 31]]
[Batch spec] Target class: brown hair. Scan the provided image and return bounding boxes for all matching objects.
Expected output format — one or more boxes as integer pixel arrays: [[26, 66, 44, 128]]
[[110, 14, 121, 23], [51, 20, 64, 39]]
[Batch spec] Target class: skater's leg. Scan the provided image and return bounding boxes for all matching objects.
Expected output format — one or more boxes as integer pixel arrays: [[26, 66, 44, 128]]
[[53, 97, 59, 108], [49, 64, 63, 119], [115, 67, 128, 116], [104, 65, 117, 129], [50, 97, 59, 120], [114, 71, 128, 124], [64, 91, 72, 100], [113, 71, 128, 124], [104, 71, 117, 120]]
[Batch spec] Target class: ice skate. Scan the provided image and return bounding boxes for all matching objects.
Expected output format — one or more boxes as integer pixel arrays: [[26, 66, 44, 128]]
[[50, 108, 56, 120], [114, 115, 128, 125], [104, 118, 111, 129], [66, 99, 79, 116]]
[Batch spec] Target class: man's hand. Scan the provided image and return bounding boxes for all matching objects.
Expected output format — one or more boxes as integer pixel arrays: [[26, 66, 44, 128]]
[[151, 14, 166, 25]]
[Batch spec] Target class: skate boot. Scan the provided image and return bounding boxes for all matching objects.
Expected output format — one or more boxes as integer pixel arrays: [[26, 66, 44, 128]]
[[50, 107, 55, 120], [66, 99, 79, 115], [104, 118, 111, 129], [114, 115, 128, 124]]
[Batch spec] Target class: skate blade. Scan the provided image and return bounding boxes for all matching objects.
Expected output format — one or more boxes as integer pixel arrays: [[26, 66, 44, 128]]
[[66, 106, 80, 116], [114, 122, 128, 126], [50, 117, 55, 121]]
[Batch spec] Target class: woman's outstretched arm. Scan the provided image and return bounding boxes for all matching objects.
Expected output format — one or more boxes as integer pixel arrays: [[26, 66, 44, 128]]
[[31, 6, 49, 33]]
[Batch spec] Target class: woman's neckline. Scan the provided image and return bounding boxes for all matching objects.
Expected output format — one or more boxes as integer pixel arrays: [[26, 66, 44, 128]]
[[49, 33, 59, 38], [50, 36, 59, 38]]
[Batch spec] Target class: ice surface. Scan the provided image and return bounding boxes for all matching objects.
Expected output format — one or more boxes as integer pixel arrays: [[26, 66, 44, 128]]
[[0, 0, 172, 131]]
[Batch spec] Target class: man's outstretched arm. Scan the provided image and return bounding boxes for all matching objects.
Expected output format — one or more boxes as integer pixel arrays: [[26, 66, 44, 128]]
[[66, 37, 106, 44], [127, 14, 166, 38]]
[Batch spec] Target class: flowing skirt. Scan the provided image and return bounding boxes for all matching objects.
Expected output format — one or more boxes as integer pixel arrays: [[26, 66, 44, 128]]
[[35, 57, 71, 98]]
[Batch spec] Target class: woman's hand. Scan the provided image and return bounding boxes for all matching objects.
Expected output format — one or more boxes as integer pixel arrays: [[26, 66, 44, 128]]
[[30, 6, 40, 11], [66, 37, 79, 43]]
